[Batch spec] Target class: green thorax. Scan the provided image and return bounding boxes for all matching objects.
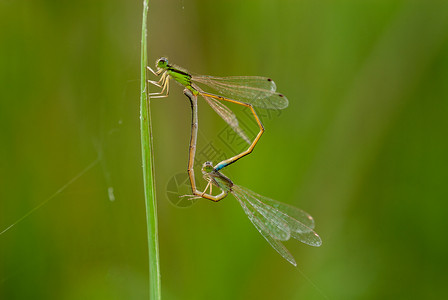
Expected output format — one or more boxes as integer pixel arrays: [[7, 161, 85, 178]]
[[202, 162, 233, 192], [211, 173, 233, 193], [166, 65, 197, 94]]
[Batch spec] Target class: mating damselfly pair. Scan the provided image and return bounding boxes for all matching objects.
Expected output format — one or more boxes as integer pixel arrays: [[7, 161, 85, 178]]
[[148, 58, 321, 266]]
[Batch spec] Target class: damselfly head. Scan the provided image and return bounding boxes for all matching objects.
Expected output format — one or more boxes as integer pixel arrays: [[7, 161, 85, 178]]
[[156, 57, 169, 70], [201, 161, 214, 174]]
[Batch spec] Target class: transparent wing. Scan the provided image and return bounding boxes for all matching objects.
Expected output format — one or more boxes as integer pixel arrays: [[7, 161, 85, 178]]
[[232, 188, 297, 266], [236, 186, 322, 247], [198, 89, 251, 145], [234, 186, 290, 241], [244, 189, 315, 230], [192, 75, 289, 110]]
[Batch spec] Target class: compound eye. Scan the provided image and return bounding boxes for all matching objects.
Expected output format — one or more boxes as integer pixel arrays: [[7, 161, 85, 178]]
[[156, 57, 169, 69], [201, 161, 214, 173], [202, 161, 213, 167]]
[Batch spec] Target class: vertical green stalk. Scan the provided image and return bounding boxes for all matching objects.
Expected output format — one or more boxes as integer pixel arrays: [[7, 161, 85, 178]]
[[140, 1, 161, 299]]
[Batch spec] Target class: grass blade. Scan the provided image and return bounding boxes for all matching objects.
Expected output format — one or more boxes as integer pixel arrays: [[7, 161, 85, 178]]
[[140, 1, 161, 299]]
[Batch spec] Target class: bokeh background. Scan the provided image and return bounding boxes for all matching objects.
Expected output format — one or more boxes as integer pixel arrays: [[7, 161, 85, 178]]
[[1, 0, 448, 299]]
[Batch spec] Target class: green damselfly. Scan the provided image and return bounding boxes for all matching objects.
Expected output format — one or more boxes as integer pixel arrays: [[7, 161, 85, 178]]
[[197, 161, 322, 266], [147, 57, 288, 171]]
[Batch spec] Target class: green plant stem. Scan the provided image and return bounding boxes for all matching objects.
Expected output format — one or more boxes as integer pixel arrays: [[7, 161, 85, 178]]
[[140, 1, 161, 299]]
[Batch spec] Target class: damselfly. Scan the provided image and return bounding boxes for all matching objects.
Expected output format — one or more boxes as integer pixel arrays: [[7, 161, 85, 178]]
[[147, 57, 288, 171]]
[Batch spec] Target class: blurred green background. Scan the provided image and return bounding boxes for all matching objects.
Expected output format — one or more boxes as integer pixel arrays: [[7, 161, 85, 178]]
[[1, 0, 448, 299]]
